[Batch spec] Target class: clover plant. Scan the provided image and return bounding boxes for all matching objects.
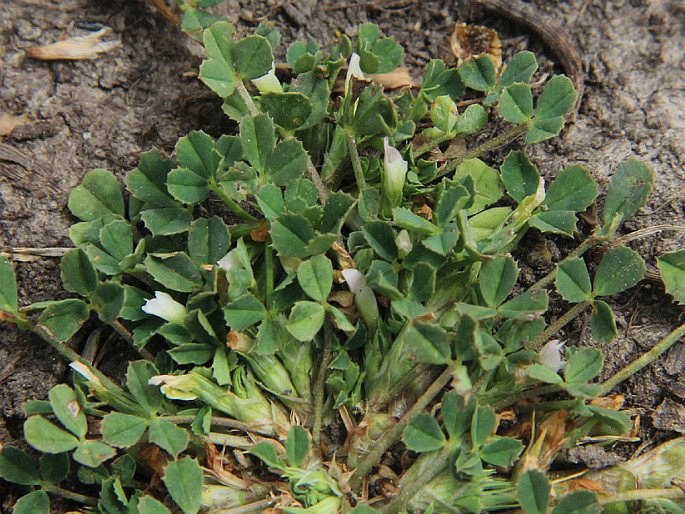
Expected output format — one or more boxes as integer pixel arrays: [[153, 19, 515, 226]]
[[1, 16, 684, 514]]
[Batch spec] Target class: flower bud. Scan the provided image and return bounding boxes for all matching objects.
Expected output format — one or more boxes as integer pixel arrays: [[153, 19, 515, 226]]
[[217, 250, 242, 272], [341, 269, 379, 330], [251, 63, 283, 94], [345, 52, 365, 92], [382, 137, 408, 216], [538, 340, 565, 372], [395, 229, 413, 257], [141, 291, 186, 324]]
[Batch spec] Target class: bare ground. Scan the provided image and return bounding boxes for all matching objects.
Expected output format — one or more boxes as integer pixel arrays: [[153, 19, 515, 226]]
[[1, 0, 683, 509]]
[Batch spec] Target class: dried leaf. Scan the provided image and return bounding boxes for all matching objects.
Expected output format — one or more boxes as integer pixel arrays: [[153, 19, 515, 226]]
[[0, 113, 29, 137], [450, 23, 502, 70], [25, 28, 121, 61]]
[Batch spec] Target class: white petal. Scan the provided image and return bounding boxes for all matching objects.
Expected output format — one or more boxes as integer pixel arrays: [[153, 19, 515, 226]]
[[341, 268, 366, 295], [539, 340, 565, 372]]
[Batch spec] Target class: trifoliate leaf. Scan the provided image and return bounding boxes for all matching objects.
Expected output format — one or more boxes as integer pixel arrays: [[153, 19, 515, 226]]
[[657, 250, 685, 304]]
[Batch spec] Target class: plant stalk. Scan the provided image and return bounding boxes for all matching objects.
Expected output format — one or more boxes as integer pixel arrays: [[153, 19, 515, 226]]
[[346, 135, 367, 190], [109, 319, 154, 361], [598, 488, 685, 506], [312, 320, 334, 453], [528, 300, 591, 351], [42, 483, 98, 505], [163, 415, 265, 434], [600, 321, 685, 395], [209, 182, 256, 221], [488, 384, 563, 411], [348, 366, 453, 491], [236, 81, 259, 117]]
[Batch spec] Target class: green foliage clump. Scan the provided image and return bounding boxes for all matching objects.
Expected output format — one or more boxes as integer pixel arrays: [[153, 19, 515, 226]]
[[1, 15, 684, 514]]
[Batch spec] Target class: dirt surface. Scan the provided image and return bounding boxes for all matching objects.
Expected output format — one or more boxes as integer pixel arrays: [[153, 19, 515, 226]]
[[1, 0, 683, 508]]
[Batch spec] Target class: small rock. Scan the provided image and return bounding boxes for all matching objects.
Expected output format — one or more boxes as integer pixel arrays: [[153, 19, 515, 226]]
[[652, 398, 685, 434]]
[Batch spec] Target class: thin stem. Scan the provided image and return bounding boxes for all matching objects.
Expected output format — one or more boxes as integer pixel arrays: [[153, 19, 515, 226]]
[[413, 133, 454, 158], [223, 499, 276, 514], [306, 155, 329, 205], [346, 135, 367, 190], [598, 488, 685, 506], [436, 124, 527, 180], [600, 321, 685, 395], [312, 320, 334, 453], [348, 366, 453, 491], [236, 81, 259, 117], [163, 415, 262, 434], [42, 483, 98, 505], [488, 384, 563, 411], [379, 441, 455, 514], [264, 245, 274, 308], [209, 182, 256, 221], [527, 300, 591, 351], [529, 237, 600, 292], [109, 319, 154, 361]]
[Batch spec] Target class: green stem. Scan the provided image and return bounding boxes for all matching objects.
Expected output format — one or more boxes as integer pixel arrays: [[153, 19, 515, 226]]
[[312, 320, 334, 453], [413, 133, 454, 158], [236, 81, 259, 117], [488, 384, 563, 411], [600, 321, 685, 395], [306, 155, 329, 205], [209, 181, 256, 221], [109, 319, 154, 361], [379, 442, 456, 514], [349, 366, 453, 491], [42, 483, 98, 505], [437, 124, 527, 180], [163, 415, 261, 434], [264, 245, 274, 308], [527, 300, 591, 351], [598, 488, 685, 506], [222, 499, 276, 514], [346, 135, 367, 190]]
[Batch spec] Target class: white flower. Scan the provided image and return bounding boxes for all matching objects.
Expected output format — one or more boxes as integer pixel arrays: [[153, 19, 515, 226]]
[[217, 250, 242, 272], [69, 361, 102, 387], [395, 229, 413, 257], [382, 137, 408, 216], [141, 291, 186, 324], [345, 52, 365, 91], [341, 268, 366, 295], [341, 268, 379, 329], [251, 63, 283, 94], [148, 374, 199, 401], [539, 340, 566, 372]]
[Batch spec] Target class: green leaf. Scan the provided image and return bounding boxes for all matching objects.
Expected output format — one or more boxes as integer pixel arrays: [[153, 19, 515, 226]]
[[12, 491, 49, 514], [90, 282, 124, 323], [73, 440, 116, 467], [498, 290, 548, 319], [402, 321, 451, 365], [421, 59, 464, 101], [480, 256, 518, 307], [535, 75, 576, 119], [137, 495, 174, 514], [126, 149, 176, 207], [166, 167, 210, 204], [441, 391, 474, 439], [363, 221, 398, 262], [587, 406, 632, 435], [471, 406, 496, 447], [233, 35, 273, 79], [127, 361, 163, 415], [149, 419, 189, 458], [141, 208, 192, 236], [434, 180, 473, 227], [177, 131, 220, 179], [255, 184, 284, 220], [168, 343, 215, 365], [99, 218, 134, 262], [352, 85, 397, 137], [518, 469, 550, 514], [163, 457, 203, 514], [357, 23, 403, 73], [181, 7, 224, 42], [545, 165, 598, 212], [188, 216, 230, 267], [199, 21, 237, 97], [145, 253, 201, 293], [271, 214, 315, 258], [224, 294, 266, 331], [37, 299, 90, 342], [49, 384, 87, 439], [102, 413, 149, 448], [250, 442, 284, 470], [0, 447, 40, 485], [481, 437, 523, 467], [498, 51, 538, 89], [286, 301, 325, 341], [286, 40, 320, 73], [297, 255, 333, 302], [550, 491, 600, 514], [430, 95, 458, 133], [592, 246, 645, 297], [265, 139, 308, 186], [602, 159, 654, 227], [529, 210, 578, 236], [68, 169, 124, 221], [455, 158, 503, 214], [367, 260, 403, 299], [454, 103, 487, 135], [526, 364, 563, 385], [60, 248, 97, 296], [321, 191, 356, 233], [525, 115, 565, 144], [402, 413, 446, 452], [259, 92, 313, 132], [555, 257, 592, 303], [657, 250, 685, 304], [459, 55, 497, 92], [499, 83, 533, 123], [591, 299, 617, 343], [24, 415, 79, 453], [0, 256, 17, 314], [500, 151, 541, 203], [240, 113, 275, 173], [286, 426, 310, 467], [565, 347, 603, 383], [409, 262, 436, 302], [40, 452, 69, 484], [392, 207, 439, 235]]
